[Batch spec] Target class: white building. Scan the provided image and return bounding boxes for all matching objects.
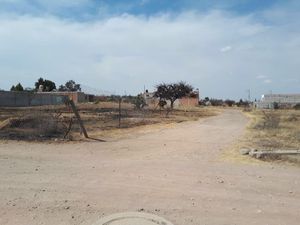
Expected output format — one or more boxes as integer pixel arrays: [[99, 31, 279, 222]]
[[255, 94, 300, 109]]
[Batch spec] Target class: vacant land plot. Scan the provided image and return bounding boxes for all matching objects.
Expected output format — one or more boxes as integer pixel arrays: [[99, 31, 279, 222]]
[[236, 109, 300, 164], [0, 110, 300, 225], [0, 102, 219, 141]]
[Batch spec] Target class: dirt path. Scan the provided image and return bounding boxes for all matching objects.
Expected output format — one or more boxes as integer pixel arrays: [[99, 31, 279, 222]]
[[0, 110, 299, 225]]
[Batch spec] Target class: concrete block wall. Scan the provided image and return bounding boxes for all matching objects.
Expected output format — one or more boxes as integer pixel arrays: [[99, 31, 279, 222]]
[[0, 91, 67, 107], [36, 92, 87, 104]]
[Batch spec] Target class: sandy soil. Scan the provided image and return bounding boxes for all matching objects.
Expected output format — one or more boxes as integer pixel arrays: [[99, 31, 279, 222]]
[[0, 109, 299, 225]]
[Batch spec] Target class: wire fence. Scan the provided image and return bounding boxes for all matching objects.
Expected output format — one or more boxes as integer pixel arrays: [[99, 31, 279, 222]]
[[0, 98, 209, 141]]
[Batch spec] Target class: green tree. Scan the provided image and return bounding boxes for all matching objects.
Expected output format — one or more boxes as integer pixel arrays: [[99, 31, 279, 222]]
[[58, 80, 81, 92], [35, 77, 56, 92], [133, 94, 146, 109], [10, 83, 24, 91], [154, 81, 193, 109]]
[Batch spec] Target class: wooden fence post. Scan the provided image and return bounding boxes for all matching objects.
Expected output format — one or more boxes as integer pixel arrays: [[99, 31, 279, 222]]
[[118, 98, 121, 128], [68, 99, 88, 138]]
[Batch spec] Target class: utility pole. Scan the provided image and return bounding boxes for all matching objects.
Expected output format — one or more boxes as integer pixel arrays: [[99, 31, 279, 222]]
[[247, 89, 251, 102]]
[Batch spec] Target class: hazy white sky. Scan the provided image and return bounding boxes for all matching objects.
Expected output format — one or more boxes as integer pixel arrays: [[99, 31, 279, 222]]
[[0, 0, 299, 99]]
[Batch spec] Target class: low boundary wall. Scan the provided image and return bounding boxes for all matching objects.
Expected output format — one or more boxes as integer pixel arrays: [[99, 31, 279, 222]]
[[0, 91, 67, 107]]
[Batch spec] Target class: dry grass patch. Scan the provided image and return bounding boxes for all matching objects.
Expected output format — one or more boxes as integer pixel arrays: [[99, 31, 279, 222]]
[[236, 109, 300, 165], [0, 103, 220, 141], [246, 110, 300, 149], [221, 110, 300, 165]]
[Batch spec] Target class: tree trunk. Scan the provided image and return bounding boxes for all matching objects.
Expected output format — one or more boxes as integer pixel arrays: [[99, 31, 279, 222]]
[[170, 100, 174, 109]]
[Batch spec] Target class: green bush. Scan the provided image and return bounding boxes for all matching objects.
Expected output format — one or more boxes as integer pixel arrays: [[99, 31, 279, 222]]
[[133, 94, 146, 109]]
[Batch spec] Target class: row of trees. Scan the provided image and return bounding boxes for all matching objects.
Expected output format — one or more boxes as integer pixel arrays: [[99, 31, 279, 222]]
[[200, 97, 250, 107], [10, 78, 81, 92]]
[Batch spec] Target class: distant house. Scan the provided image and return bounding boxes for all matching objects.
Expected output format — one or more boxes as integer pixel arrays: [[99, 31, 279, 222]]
[[255, 94, 300, 109], [143, 90, 200, 108]]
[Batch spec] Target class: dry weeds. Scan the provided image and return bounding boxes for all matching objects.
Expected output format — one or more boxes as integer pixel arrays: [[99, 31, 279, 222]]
[[0, 103, 220, 141], [221, 109, 300, 166], [237, 109, 300, 165]]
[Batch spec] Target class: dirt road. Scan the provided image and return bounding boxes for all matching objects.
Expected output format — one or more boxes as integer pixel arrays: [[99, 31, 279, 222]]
[[0, 110, 299, 225]]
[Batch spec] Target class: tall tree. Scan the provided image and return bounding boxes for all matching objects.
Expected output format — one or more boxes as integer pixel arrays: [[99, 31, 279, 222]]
[[58, 80, 81, 92], [35, 77, 56, 92], [10, 83, 24, 91], [154, 81, 193, 109]]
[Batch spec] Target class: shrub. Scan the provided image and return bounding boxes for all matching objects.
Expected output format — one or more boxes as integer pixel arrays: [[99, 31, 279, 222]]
[[237, 99, 250, 107], [210, 99, 223, 106], [294, 104, 300, 110], [273, 102, 279, 109], [224, 99, 235, 107], [158, 99, 167, 108], [1, 112, 66, 139], [133, 94, 146, 109]]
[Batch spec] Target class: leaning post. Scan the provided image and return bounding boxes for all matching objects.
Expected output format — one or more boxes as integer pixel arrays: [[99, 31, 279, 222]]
[[67, 99, 89, 138], [118, 97, 122, 128]]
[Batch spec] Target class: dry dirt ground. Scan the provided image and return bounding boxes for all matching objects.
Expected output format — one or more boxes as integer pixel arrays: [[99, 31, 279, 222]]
[[0, 109, 300, 225], [0, 103, 218, 141]]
